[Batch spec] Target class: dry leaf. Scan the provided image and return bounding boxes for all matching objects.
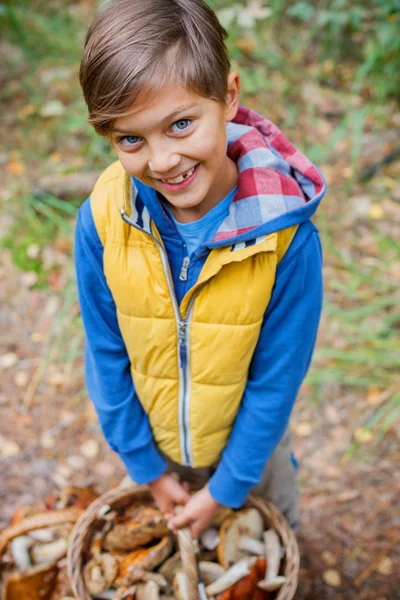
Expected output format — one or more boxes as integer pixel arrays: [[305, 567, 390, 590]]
[[6, 159, 24, 175], [14, 371, 29, 387], [322, 551, 337, 566], [369, 204, 384, 220], [66, 455, 87, 470], [20, 271, 38, 287], [40, 432, 56, 449], [26, 243, 41, 259], [292, 422, 313, 438], [1, 439, 21, 457], [323, 569, 341, 587], [354, 428, 373, 443], [337, 490, 361, 502], [376, 557, 393, 576], [80, 439, 100, 459], [40, 100, 66, 118], [0, 352, 18, 369]]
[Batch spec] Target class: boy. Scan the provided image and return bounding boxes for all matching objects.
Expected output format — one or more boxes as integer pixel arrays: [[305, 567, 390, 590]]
[[75, 0, 325, 537]]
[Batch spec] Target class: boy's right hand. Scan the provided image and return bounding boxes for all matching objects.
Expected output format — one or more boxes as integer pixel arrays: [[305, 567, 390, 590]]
[[148, 473, 190, 517]]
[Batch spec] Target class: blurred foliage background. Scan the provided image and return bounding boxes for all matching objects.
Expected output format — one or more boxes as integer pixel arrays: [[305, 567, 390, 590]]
[[1, 0, 399, 450], [1, 1, 399, 596]]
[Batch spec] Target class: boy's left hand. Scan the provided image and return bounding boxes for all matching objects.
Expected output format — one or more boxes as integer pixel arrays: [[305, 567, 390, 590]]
[[167, 484, 220, 538]]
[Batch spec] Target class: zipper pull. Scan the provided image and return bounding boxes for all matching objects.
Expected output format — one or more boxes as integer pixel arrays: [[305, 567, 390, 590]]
[[179, 256, 190, 281]]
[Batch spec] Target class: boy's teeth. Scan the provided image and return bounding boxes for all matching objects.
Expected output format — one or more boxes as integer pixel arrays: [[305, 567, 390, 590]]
[[162, 166, 195, 184]]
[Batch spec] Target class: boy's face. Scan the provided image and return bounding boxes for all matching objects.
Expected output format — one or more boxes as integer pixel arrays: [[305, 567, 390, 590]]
[[111, 73, 240, 222]]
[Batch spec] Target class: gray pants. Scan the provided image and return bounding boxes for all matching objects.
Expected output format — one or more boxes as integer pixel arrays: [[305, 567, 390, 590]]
[[166, 428, 300, 529]]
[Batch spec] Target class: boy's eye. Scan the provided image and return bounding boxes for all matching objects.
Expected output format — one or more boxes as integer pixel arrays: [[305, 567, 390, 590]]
[[122, 135, 141, 145], [170, 119, 191, 132]]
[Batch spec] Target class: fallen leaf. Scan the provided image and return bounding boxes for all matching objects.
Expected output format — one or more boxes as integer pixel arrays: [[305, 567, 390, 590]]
[[292, 422, 313, 438], [376, 557, 393, 576], [323, 569, 341, 588], [66, 455, 87, 470], [0, 352, 18, 369], [40, 100, 66, 118], [14, 371, 29, 387], [337, 490, 361, 502], [322, 551, 337, 566], [354, 428, 373, 443], [1, 439, 21, 457], [40, 432, 56, 449], [26, 243, 41, 259], [6, 159, 24, 175], [31, 332, 44, 343], [20, 271, 38, 287], [369, 204, 384, 220], [80, 439, 100, 459], [18, 104, 36, 119]]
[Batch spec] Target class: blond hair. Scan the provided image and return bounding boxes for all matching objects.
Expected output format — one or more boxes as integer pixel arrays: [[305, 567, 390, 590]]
[[79, 0, 230, 136]]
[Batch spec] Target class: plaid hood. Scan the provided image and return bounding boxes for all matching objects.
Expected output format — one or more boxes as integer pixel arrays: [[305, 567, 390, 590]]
[[209, 106, 326, 247], [129, 106, 326, 247]]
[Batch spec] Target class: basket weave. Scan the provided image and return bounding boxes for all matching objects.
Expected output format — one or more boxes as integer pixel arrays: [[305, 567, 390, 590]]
[[67, 484, 299, 600]]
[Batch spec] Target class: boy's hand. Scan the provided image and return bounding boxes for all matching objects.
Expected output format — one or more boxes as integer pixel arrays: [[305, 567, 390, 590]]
[[148, 473, 190, 515], [167, 485, 220, 538]]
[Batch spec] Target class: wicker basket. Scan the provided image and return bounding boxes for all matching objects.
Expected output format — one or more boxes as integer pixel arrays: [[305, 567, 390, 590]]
[[67, 484, 299, 600]]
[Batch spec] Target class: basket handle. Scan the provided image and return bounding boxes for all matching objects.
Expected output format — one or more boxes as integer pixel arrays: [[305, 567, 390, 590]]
[[176, 525, 200, 600]]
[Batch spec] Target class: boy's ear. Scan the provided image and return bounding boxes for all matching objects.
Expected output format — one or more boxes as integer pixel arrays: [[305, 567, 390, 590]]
[[225, 71, 240, 121]]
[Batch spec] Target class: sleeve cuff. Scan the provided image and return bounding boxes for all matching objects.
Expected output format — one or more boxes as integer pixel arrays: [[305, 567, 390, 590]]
[[119, 441, 167, 484], [208, 462, 254, 508]]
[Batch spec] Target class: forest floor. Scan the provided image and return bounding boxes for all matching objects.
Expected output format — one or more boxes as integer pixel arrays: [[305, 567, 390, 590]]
[[1, 2, 399, 598]]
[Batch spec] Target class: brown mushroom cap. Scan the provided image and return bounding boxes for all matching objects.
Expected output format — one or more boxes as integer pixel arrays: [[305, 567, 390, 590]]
[[116, 536, 173, 586], [217, 509, 264, 569], [3, 562, 59, 600], [104, 506, 169, 552]]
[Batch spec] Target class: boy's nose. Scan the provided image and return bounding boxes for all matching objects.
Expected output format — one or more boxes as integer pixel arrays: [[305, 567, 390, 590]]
[[148, 146, 181, 175]]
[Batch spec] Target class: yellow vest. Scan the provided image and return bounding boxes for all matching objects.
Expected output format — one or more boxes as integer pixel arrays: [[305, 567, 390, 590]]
[[91, 161, 298, 467]]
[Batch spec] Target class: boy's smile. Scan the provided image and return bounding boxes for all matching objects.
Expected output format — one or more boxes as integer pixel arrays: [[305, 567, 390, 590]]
[[112, 74, 240, 223]]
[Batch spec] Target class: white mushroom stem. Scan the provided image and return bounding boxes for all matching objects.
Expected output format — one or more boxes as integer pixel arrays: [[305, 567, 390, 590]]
[[92, 590, 117, 600], [205, 558, 254, 596], [31, 537, 68, 564], [238, 536, 265, 556], [257, 529, 287, 592], [135, 581, 160, 600], [10, 536, 33, 571]]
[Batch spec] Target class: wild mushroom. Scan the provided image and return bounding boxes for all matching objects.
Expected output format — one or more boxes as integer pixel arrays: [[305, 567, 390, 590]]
[[199, 527, 220, 551], [198, 561, 225, 586], [217, 509, 264, 569], [257, 530, 287, 592], [238, 536, 265, 556], [173, 570, 189, 600], [104, 506, 169, 551], [116, 535, 173, 586], [10, 536, 33, 571], [83, 553, 119, 595], [3, 562, 59, 600], [135, 581, 160, 600], [121, 565, 167, 588], [205, 557, 255, 596], [31, 537, 68, 564], [158, 551, 182, 584]]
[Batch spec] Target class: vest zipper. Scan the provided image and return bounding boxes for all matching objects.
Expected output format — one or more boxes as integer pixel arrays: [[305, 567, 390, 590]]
[[179, 256, 190, 281], [120, 209, 200, 466]]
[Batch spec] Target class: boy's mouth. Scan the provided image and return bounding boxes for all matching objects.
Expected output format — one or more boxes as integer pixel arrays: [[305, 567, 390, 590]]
[[157, 164, 199, 191]]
